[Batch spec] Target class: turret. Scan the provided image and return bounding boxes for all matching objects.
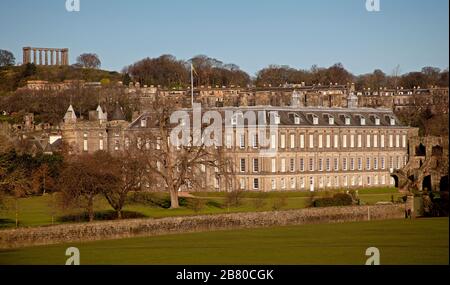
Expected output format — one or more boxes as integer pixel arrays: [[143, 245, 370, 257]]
[[110, 102, 126, 121], [96, 105, 107, 122], [63, 105, 77, 124]]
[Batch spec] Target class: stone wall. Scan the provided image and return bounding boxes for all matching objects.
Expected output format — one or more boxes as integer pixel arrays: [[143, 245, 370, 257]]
[[0, 204, 405, 249], [394, 135, 448, 192]]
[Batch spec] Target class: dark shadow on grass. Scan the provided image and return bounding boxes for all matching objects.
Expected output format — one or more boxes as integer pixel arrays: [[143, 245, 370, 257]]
[[57, 210, 147, 223], [0, 218, 15, 229], [206, 200, 225, 209]]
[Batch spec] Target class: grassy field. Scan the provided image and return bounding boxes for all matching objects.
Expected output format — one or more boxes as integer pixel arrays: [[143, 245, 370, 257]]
[[0, 188, 402, 229], [0, 218, 447, 265]]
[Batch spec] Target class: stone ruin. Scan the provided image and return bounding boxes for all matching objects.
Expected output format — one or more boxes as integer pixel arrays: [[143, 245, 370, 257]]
[[393, 136, 449, 194], [23, 47, 69, 66]]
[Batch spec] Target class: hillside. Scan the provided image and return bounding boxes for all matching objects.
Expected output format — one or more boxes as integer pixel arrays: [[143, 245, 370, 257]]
[[0, 64, 122, 93]]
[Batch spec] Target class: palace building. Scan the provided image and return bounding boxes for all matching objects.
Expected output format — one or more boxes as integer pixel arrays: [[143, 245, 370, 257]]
[[61, 92, 418, 192]]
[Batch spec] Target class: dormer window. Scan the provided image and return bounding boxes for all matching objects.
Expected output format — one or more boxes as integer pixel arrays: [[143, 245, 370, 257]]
[[140, 118, 147, 128], [390, 118, 396, 126], [360, 117, 366, 126], [270, 112, 280, 125], [289, 113, 300, 125], [375, 118, 380, 126], [275, 114, 280, 125], [313, 116, 319, 125], [329, 117, 334, 125]]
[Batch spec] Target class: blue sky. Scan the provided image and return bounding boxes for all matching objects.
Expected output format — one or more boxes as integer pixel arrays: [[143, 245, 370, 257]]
[[0, 0, 448, 76]]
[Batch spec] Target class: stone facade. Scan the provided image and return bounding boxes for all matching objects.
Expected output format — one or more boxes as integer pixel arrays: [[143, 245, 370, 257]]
[[20, 80, 102, 91], [61, 104, 129, 154], [61, 93, 418, 192], [358, 86, 449, 114], [125, 83, 448, 114], [393, 136, 448, 193]]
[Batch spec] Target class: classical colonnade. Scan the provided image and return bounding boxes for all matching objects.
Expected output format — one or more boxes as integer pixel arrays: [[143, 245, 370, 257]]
[[23, 47, 69, 66]]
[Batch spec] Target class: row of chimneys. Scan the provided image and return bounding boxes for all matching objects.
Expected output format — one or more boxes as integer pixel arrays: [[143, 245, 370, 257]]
[[123, 81, 443, 91], [363, 86, 425, 91]]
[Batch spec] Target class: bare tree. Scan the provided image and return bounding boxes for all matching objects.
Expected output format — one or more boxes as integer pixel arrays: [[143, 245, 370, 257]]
[[102, 151, 146, 219], [391, 64, 401, 89], [31, 164, 55, 195], [132, 99, 227, 208], [59, 152, 119, 222], [0, 169, 32, 227], [76, 53, 101, 69]]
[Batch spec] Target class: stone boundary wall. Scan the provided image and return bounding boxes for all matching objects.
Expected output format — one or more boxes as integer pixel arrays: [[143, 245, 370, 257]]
[[0, 204, 405, 249]]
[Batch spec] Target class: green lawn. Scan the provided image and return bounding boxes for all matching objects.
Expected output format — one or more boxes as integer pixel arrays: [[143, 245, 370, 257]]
[[0, 188, 402, 229], [0, 218, 447, 265]]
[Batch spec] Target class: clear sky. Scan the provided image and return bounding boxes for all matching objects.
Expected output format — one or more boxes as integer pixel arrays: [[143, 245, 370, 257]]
[[1, 0, 448, 76]]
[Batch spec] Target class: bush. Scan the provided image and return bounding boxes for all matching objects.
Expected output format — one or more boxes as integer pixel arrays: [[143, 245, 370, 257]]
[[313, 193, 353, 208], [348, 190, 359, 201]]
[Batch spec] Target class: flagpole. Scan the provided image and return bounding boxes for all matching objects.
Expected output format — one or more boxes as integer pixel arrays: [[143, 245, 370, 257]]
[[191, 63, 194, 108]]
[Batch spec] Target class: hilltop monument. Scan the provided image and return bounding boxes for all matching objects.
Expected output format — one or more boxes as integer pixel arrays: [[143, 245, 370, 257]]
[[22, 47, 69, 66]]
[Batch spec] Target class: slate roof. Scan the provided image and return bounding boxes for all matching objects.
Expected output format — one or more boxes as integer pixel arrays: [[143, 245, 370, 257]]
[[129, 106, 405, 129], [110, 103, 126, 121]]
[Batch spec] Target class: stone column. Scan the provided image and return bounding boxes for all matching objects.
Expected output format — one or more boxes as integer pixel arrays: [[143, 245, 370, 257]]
[[63, 49, 69, 65], [23, 48, 30, 64], [56, 50, 60, 65], [50, 50, 54, 65], [44, 49, 48, 65], [33, 49, 37, 64], [65, 49, 69, 65], [39, 49, 43, 65]]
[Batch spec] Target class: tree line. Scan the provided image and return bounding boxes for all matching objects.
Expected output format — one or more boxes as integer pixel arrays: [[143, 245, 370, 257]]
[[0, 149, 142, 223], [123, 54, 251, 88], [124, 55, 448, 89], [255, 64, 449, 89], [2, 48, 448, 91]]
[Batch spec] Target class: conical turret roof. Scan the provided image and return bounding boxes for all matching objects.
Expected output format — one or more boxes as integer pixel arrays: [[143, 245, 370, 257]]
[[110, 103, 125, 121], [63, 105, 77, 122]]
